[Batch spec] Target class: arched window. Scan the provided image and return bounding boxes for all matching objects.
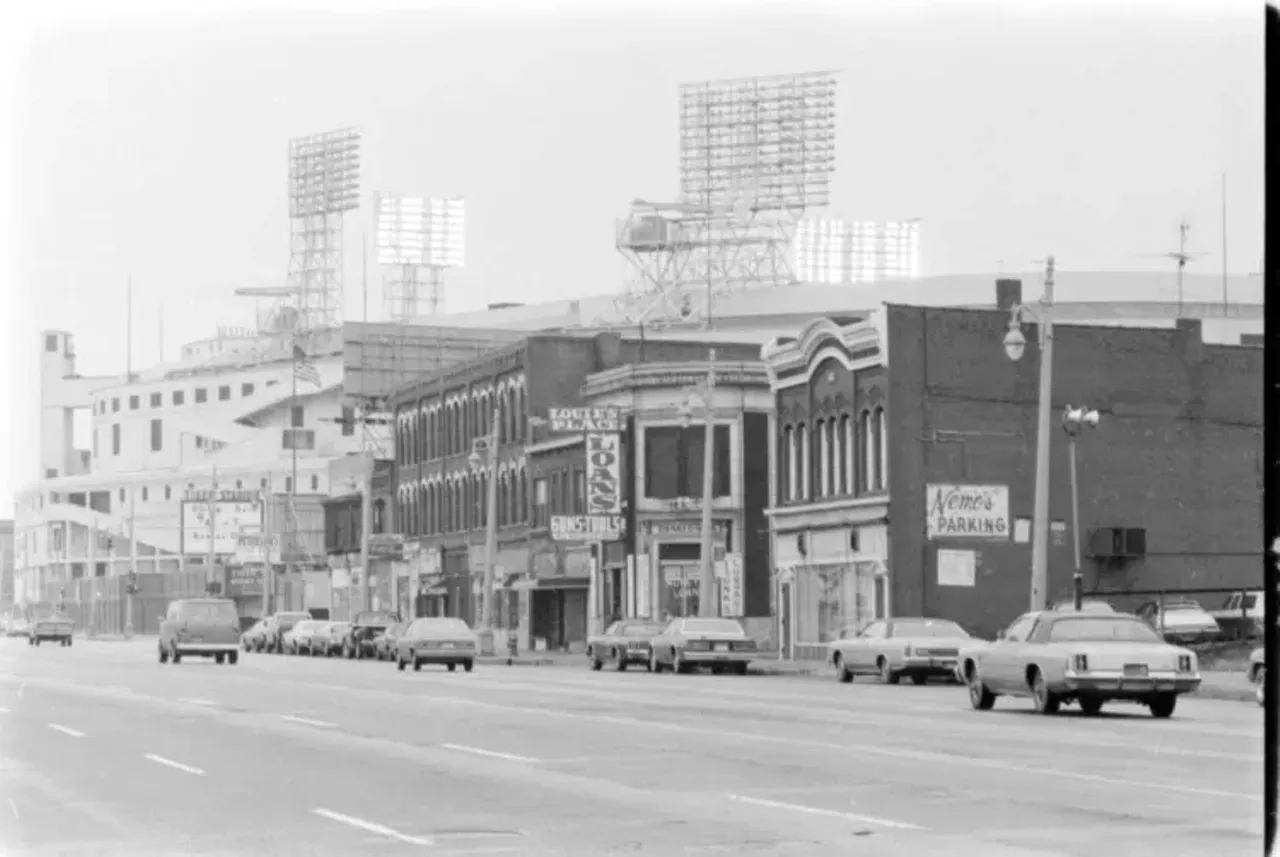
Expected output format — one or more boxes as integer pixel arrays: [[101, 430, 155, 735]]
[[373, 498, 386, 534], [815, 419, 827, 498], [498, 390, 508, 444], [505, 389, 516, 444], [780, 425, 793, 502], [517, 466, 528, 522], [825, 420, 836, 496], [860, 410, 873, 493], [496, 471, 507, 526], [795, 422, 808, 501], [516, 386, 526, 442], [874, 406, 887, 491]]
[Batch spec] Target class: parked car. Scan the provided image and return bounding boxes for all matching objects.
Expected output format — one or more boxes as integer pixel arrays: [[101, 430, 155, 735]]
[[29, 613, 74, 647], [314, 622, 351, 657], [1211, 591, 1264, 640], [1134, 598, 1221, 645], [374, 621, 409, 661], [343, 610, 399, 659], [241, 620, 268, 652], [263, 612, 313, 653], [283, 620, 325, 655], [158, 598, 241, 665], [395, 617, 478, 672], [648, 618, 757, 675], [965, 610, 1201, 718], [829, 617, 973, 685], [1249, 647, 1265, 707], [4, 616, 32, 638], [587, 619, 668, 671]]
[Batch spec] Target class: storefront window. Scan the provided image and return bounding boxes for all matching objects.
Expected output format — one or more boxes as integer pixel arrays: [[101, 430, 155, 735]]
[[794, 563, 878, 644]]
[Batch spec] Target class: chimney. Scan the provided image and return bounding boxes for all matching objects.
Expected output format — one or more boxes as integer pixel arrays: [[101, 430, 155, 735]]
[[996, 279, 1022, 310]]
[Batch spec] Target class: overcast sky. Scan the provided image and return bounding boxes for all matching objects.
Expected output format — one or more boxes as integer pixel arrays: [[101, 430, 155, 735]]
[[0, 1, 1263, 515]]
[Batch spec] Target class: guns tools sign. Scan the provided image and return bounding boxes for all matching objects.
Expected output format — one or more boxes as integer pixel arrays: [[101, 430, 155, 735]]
[[585, 432, 621, 515]]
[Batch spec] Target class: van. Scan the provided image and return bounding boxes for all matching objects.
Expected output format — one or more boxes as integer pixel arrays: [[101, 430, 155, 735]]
[[158, 598, 241, 665]]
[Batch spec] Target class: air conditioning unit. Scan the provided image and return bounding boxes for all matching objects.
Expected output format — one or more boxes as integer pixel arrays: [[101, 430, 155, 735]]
[[1087, 527, 1147, 561]]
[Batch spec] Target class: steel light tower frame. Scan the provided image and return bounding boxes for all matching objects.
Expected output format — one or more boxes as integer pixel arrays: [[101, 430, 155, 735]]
[[613, 70, 838, 328], [286, 127, 362, 332], [794, 218, 921, 284], [374, 194, 465, 320]]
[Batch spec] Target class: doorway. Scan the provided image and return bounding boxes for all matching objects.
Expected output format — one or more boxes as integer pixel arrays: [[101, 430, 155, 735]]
[[780, 581, 792, 659]]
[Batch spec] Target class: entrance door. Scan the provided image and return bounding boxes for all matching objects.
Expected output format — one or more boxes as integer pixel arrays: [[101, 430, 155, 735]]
[[780, 582, 792, 659]]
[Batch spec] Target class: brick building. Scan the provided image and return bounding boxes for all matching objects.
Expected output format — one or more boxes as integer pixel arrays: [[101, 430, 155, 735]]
[[321, 456, 395, 619], [765, 285, 1263, 658], [387, 331, 758, 639]]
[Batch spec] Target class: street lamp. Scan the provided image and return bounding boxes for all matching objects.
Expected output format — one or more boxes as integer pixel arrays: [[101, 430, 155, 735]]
[[678, 349, 718, 618], [1002, 256, 1056, 611], [1062, 405, 1100, 611], [469, 407, 501, 654]]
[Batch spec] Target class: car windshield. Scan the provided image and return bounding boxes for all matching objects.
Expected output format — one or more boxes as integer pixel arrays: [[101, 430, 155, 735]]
[[414, 618, 471, 634], [1164, 602, 1202, 612], [892, 620, 968, 638], [622, 624, 665, 637], [683, 619, 742, 634], [1047, 617, 1162, 643], [180, 602, 237, 621]]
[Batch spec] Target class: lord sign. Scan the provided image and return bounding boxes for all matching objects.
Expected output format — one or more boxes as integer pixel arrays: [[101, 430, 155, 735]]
[[586, 432, 621, 514], [926, 484, 1010, 540]]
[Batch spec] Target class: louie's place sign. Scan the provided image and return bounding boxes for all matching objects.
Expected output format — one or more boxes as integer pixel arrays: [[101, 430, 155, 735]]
[[926, 484, 1010, 540], [549, 407, 620, 433]]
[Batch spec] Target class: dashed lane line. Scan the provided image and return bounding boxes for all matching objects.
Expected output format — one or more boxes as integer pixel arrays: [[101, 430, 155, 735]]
[[727, 794, 927, 831], [280, 714, 337, 728], [313, 808, 434, 846], [144, 753, 205, 776], [441, 743, 537, 763], [47, 723, 85, 737], [178, 698, 218, 707]]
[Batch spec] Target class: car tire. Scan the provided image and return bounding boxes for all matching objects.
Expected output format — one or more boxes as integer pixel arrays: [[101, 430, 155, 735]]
[[416, 659, 426, 672], [159, 646, 169, 664], [911, 675, 928, 686], [967, 672, 996, 711], [171, 644, 182, 665], [446, 662, 456, 672], [1257, 666, 1266, 707], [397, 654, 407, 672], [215, 653, 226, 665], [674, 653, 691, 675], [228, 651, 238, 666], [1030, 669, 1060, 715], [1078, 696, 1104, 716], [1148, 693, 1177, 719], [878, 658, 900, 685], [589, 647, 603, 671], [733, 662, 748, 676], [649, 652, 664, 674], [463, 660, 474, 673], [613, 649, 627, 672], [834, 653, 854, 684]]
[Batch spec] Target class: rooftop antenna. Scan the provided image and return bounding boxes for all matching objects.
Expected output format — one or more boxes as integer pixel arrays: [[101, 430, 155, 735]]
[[1138, 219, 1208, 315]]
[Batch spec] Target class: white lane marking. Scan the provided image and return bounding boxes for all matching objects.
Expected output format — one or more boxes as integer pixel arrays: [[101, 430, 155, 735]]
[[144, 753, 205, 776], [280, 714, 336, 728], [48, 724, 84, 737], [178, 698, 217, 707], [728, 794, 925, 831], [8, 798, 18, 821], [313, 808, 434, 845], [0, 706, 9, 713], [441, 743, 536, 763]]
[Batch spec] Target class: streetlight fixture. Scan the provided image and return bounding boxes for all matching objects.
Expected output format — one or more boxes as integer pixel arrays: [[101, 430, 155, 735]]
[[1062, 405, 1100, 611], [1001, 256, 1056, 611], [678, 349, 718, 618], [469, 408, 501, 654]]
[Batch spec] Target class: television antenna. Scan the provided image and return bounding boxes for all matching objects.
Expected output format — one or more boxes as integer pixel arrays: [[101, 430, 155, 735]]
[[1138, 219, 1208, 313]]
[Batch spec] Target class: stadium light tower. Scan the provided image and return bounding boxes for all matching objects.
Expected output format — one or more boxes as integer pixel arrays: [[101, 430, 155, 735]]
[[794, 218, 921, 284], [285, 127, 362, 332], [612, 70, 838, 328], [374, 194, 465, 320]]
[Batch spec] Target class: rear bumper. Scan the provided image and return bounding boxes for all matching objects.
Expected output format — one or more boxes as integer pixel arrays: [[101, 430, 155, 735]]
[[1063, 671, 1201, 696], [681, 650, 754, 664], [412, 653, 475, 664], [176, 643, 238, 655], [899, 656, 958, 676]]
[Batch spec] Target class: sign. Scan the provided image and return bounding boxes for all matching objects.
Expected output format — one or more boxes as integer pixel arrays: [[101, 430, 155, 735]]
[[549, 407, 620, 433], [551, 515, 625, 542], [925, 484, 1009, 540], [647, 520, 729, 539], [937, 549, 977, 587], [229, 566, 265, 596], [368, 533, 405, 561], [234, 531, 277, 564], [719, 552, 744, 617], [182, 501, 264, 555], [585, 432, 621, 514], [184, 489, 259, 503]]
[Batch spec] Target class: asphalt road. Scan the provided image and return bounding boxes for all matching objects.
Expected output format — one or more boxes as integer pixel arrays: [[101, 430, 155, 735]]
[[0, 638, 1262, 857]]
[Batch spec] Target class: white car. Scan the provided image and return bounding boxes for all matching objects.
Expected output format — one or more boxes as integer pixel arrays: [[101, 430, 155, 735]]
[[829, 617, 976, 685]]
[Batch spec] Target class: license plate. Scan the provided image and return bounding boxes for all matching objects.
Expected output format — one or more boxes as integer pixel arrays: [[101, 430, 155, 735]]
[[441, 642, 455, 649], [1123, 664, 1149, 677], [714, 643, 728, 652]]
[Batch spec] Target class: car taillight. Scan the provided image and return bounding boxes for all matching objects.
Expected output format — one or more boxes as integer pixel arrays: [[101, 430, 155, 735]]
[[1072, 654, 1088, 672], [1178, 655, 1193, 672], [736, 639, 757, 650], [904, 645, 913, 657]]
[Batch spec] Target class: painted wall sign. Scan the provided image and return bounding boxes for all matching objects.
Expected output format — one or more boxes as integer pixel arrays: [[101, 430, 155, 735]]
[[925, 484, 1010, 540], [549, 407, 620, 433], [719, 552, 745, 617], [585, 432, 622, 514]]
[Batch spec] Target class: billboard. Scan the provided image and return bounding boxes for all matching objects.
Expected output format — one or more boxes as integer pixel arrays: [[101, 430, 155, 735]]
[[182, 500, 264, 555]]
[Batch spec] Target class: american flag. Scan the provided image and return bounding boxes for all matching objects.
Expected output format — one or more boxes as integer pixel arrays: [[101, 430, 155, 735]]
[[292, 343, 322, 388]]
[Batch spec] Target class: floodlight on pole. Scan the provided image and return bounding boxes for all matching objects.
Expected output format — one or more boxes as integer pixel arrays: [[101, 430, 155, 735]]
[[794, 219, 921, 284], [375, 193, 465, 320]]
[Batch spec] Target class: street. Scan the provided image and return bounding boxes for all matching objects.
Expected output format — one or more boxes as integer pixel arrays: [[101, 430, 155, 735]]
[[0, 638, 1262, 857]]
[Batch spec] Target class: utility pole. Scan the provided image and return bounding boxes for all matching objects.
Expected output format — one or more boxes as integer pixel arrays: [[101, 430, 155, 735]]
[[125, 489, 137, 637], [208, 464, 219, 594], [472, 408, 501, 653], [87, 512, 97, 637], [359, 453, 374, 615], [696, 350, 718, 617]]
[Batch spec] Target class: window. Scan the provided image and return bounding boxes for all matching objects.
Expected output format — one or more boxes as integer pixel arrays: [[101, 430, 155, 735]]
[[841, 414, 853, 494], [341, 405, 355, 437], [285, 476, 293, 493], [533, 477, 549, 527], [112, 424, 121, 456], [1001, 615, 1037, 643], [291, 405, 304, 428], [129, 395, 139, 410], [241, 382, 254, 396], [310, 474, 319, 492], [164, 485, 171, 500], [218, 385, 231, 401], [118, 488, 125, 502], [173, 390, 185, 406], [644, 425, 731, 499], [111, 397, 120, 413], [875, 406, 887, 491], [572, 468, 586, 515], [150, 419, 162, 452], [45, 334, 58, 352], [150, 392, 161, 407], [195, 388, 208, 403], [141, 487, 149, 501]]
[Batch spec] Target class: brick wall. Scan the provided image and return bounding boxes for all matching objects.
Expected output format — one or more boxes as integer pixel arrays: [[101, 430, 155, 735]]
[[887, 304, 1263, 638]]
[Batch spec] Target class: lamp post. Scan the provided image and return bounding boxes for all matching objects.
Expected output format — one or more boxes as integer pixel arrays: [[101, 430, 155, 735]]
[[469, 407, 501, 654], [1001, 256, 1056, 611], [677, 349, 718, 618], [1062, 405, 1100, 610]]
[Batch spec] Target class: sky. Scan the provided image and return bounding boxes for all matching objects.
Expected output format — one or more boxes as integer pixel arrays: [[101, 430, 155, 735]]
[[0, 0, 1265, 517]]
